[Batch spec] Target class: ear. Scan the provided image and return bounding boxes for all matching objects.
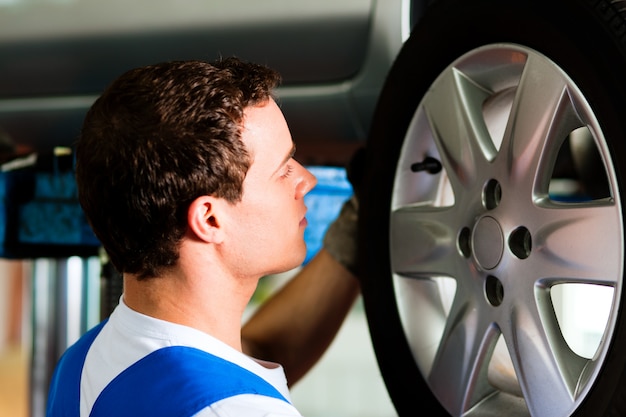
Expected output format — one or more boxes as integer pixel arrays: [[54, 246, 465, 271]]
[[187, 196, 225, 244]]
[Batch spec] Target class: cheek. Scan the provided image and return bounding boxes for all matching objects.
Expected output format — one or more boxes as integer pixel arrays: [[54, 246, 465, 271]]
[[241, 180, 298, 221], [264, 184, 297, 210]]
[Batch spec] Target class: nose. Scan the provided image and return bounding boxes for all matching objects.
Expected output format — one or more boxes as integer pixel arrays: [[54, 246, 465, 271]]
[[295, 162, 317, 199]]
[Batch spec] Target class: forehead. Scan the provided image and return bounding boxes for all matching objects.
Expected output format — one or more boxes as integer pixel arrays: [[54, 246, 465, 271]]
[[241, 99, 293, 167]]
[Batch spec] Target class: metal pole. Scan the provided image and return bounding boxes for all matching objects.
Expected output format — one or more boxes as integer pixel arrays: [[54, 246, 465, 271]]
[[29, 256, 101, 417]]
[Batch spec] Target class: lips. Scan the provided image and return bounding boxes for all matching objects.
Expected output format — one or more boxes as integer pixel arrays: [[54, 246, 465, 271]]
[[299, 206, 308, 227]]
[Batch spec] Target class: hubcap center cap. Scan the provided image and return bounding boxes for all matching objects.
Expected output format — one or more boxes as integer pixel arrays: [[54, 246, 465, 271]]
[[472, 216, 504, 270]]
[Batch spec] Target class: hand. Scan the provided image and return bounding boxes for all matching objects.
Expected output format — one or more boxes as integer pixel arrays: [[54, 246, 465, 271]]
[[322, 147, 365, 275]]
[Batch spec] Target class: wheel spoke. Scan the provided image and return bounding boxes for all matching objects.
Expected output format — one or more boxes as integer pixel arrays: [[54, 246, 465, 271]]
[[500, 54, 580, 195], [428, 300, 499, 415], [422, 66, 494, 191], [390, 203, 461, 278], [530, 201, 621, 285], [503, 296, 587, 417]]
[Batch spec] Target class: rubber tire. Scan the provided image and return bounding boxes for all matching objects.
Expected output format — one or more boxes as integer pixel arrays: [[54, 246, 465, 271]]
[[359, 0, 626, 416]]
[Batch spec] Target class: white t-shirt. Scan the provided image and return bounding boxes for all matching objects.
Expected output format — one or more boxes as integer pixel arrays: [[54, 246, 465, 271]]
[[79, 297, 303, 417]]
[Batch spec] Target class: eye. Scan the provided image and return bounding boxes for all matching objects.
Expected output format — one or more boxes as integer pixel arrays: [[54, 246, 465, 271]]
[[280, 165, 294, 179]]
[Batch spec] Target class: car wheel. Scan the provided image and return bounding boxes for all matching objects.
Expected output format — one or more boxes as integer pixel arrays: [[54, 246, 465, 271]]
[[360, 0, 626, 416]]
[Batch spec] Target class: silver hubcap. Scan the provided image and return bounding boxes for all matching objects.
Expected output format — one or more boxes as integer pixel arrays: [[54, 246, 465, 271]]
[[390, 44, 623, 416]]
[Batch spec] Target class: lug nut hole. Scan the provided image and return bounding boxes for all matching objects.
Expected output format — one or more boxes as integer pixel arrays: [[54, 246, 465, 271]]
[[458, 227, 472, 258], [485, 275, 504, 307], [483, 179, 502, 210], [509, 226, 532, 259]]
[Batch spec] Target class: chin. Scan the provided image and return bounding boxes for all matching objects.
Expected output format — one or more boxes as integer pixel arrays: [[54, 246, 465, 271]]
[[276, 250, 307, 274]]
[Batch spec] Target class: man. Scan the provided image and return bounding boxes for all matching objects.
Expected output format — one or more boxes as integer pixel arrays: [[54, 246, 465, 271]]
[[46, 57, 361, 416]]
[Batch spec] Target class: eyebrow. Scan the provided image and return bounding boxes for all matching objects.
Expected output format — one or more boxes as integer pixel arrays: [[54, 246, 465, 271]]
[[285, 143, 296, 163], [272, 143, 296, 177]]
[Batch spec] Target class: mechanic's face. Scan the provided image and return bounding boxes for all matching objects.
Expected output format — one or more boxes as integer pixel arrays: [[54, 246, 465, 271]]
[[228, 98, 317, 277]]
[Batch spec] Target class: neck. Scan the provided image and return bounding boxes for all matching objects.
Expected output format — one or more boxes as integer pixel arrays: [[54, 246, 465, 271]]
[[122, 262, 259, 352]]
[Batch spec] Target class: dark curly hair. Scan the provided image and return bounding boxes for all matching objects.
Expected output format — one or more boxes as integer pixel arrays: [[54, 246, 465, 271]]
[[76, 57, 281, 279]]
